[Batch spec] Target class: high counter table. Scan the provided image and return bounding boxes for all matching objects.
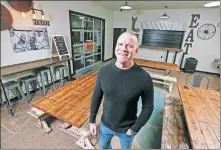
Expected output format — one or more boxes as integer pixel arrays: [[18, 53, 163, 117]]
[[0, 56, 74, 116]]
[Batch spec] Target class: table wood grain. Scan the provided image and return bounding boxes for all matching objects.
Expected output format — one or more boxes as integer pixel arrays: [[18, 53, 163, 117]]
[[134, 58, 180, 72], [177, 83, 220, 149], [32, 71, 98, 127], [139, 45, 183, 52]]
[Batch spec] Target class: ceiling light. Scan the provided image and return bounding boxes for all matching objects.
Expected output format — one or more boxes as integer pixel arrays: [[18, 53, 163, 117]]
[[22, 12, 26, 18], [41, 11, 44, 20], [120, 1, 132, 10], [204, 1, 220, 7], [160, 13, 169, 19], [160, 6, 170, 19], [21, 6, 26, 17]]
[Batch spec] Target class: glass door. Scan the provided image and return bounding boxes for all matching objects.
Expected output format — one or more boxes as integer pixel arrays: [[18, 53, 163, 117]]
[[69, 11, 104, 73]]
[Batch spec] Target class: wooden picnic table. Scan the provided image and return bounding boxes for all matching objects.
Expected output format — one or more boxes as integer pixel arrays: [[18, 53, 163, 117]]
[[134, 58, 180, 72], [177, 83, 220, 149], [32, 71, 98, 127]]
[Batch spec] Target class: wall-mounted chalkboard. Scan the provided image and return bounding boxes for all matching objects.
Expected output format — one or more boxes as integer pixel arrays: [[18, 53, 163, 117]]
[[142, 29, 185, 48], [51, 35, 70, 60]]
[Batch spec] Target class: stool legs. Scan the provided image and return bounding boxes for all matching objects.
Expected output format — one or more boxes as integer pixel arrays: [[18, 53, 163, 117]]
[[17, 84, 25, 99], [5, 89, 11, 105], [44, 72, 49, 86], [32, 80, 42, 92], [56, 67, 70, 86], [64, 67, 71, 82], [11, 88, 21, 100], [40, 71, 47, 96], [60, 69, 64, 86], [3, 85, 24, 105], [39, 69, 56, 96], [49, 69, 56, 91], [24, 81, 31, 103]]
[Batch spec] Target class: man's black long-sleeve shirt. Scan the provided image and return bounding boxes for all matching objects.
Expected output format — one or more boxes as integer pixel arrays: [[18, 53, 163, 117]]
[[89, 60, 154, 133]]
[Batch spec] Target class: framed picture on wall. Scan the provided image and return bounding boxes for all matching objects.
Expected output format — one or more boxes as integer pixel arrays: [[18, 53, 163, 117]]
[[9, 27, 50, 53]]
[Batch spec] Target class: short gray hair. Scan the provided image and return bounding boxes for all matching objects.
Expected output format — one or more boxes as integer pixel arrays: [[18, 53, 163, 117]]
[[118, 31, 139, 48]]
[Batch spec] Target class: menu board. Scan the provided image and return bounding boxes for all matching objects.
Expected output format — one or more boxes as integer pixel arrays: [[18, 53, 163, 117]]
[[50, 35, 70, 60], [53, 36, 68, 55]]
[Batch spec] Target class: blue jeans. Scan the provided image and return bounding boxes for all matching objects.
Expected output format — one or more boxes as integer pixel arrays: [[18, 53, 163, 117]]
[[99, 121, 135, 149]]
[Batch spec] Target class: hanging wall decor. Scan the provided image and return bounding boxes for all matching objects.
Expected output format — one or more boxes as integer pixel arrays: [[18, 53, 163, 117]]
[[9, 27, 50, 53], [132, 16, 140, 33], [1, 4, 13, 31], [180, 14, 200, 68], [197, 23, 216, 40]]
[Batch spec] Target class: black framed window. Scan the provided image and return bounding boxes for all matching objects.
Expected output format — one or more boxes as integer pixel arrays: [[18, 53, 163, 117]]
[[69, 10, 105, 73], [142, 29, 184, 48]]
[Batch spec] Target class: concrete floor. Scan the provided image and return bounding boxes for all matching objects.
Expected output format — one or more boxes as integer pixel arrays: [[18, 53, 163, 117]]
[[1, 68, 220, 149]]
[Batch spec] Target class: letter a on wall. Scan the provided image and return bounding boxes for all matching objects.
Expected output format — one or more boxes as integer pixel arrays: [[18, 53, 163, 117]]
[[185, 29, 194, 42]]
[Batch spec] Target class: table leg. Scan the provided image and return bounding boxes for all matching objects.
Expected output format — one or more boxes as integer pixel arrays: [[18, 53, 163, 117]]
[[36, 114, 52, 134], [0, 78, 14, 116], [169, 82, 173, 93], [173, 52, 178, 64], [165, 70, 171, 76], [165, 51, 169, 63]]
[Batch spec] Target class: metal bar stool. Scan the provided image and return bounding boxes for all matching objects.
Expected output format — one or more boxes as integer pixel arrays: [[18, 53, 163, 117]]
[[18, 75, 41, 103], [53, 64, 70, 86], [36, 67, 55, 95], [185, 74, 210, 89], [2, 80, 25, 106]]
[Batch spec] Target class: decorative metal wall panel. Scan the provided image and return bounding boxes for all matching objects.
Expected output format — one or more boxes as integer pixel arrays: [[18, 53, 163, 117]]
[[141, 21, 188, 31]]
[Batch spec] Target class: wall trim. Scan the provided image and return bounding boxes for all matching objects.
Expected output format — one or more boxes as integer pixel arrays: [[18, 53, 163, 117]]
[[104, 58, 112, 62], [180, 68, 220, 76]]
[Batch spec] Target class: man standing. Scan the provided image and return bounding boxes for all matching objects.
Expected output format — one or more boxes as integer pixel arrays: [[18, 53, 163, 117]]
[[89, 32, 154, 149]]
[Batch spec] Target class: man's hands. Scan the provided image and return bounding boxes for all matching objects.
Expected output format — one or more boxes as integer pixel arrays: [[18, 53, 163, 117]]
[[90, 123, 97, 137], [90, 123, 134, 137], [126, 128, 133, 136]]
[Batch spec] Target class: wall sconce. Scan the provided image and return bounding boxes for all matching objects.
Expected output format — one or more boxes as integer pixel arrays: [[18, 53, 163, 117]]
[[21, 5, 45, 20], [41, 11, 44, 20], [31, 6, 44, 19], [21, 6, 26, 17]]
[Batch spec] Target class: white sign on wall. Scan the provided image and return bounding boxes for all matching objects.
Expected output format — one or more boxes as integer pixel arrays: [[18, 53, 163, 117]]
[[9, 27, 49, 53]]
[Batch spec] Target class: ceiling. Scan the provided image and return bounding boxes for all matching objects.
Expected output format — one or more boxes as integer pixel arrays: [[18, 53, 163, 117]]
[[95, 1, 215, 10]]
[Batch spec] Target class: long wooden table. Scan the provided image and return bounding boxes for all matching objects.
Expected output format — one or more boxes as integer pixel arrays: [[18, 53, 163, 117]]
[[32, 71, 98, 127], [177, 83, 220, 149], [134, 58, 180, 72]]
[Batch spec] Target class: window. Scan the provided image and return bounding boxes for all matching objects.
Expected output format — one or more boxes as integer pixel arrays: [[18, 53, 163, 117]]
[[69, 11, 104, 72], [141, 29, 184, 48]]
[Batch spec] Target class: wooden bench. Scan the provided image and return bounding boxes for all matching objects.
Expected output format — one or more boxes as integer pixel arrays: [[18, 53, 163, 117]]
[[134, 58, 180, 74], [161, 95, 190, 149], [147, 72, 177, 92], [134, 58, 179, 92]]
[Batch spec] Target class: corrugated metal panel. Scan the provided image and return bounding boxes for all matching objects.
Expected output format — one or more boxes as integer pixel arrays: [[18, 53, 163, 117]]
[[141, 21, 188, 31]]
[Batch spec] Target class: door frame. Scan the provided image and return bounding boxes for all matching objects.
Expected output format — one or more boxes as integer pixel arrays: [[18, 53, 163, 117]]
[[112, 28, 126, 58]]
